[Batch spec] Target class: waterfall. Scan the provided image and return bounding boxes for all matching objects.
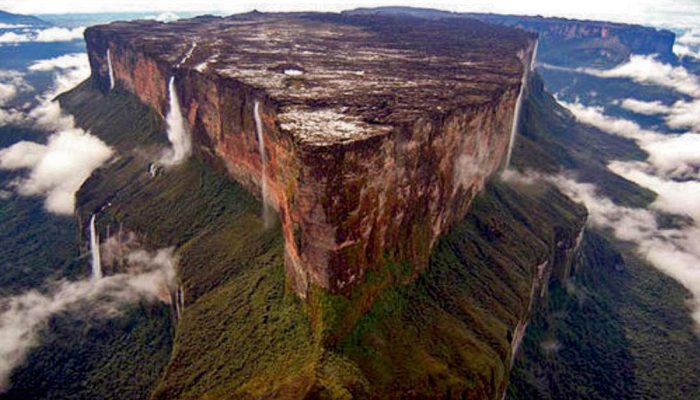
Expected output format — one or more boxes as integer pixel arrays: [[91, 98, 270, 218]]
[[530, 40, 539, 72], [174, 285, 185, 320], [504, 40, 538, 170], [253, 100, 271, 227], [107, 48, 115, 90], [160, 76, 192, 166], [89, 214, 103, 280]]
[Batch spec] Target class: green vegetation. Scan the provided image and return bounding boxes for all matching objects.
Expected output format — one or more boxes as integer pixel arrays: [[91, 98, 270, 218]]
[[3, 304, 173, 400], [514, 74, 655, 208], [507, 73, 700, 399], [51, 77, 590, 399], [507, 231, 700, 399], [0, 82, 174, 399]]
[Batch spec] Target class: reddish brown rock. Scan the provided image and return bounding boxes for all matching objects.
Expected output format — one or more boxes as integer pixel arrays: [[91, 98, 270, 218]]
[[85, 12, 536, 297]]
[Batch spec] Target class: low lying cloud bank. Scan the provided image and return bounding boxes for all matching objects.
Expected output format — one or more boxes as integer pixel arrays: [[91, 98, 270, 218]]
[[0, 247, 177, 392], [0, 129, 113, 214], [0, 23, 29, 29], [541, 55, 700, 97], [507, 168, 700, 333], [0, 27, 85, 44], [561, 101, 700, 179], [0, 53, 113, 215], [551, 84, 700, 332], [0, 70, 33, 107], [560, 100, 663, 144], [674, 28, 700, 60], [549, 173, 700, 328], [28, 53, 89, 72], [618, 98, 670, 115]]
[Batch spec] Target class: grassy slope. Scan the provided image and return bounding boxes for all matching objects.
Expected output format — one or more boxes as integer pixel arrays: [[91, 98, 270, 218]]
[[54, 77, 593, 399], [333, 181, 585, 398], [506, 74, 700, 399], [61, 80, 322, 400], [59, 72, 694, 399]]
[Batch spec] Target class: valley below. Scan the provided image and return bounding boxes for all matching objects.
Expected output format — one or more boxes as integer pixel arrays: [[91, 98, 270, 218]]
[[0, 6, 698, 400]]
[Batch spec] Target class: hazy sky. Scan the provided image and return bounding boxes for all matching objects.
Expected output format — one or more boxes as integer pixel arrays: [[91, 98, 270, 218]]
[[1, 0, 699, 28]]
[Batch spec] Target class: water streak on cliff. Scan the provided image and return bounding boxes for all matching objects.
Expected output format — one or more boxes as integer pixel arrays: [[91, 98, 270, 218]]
[[505, 40, 538, 170], [174, 284, 185, 320], [89, 214, 103, 280], [161, 77, 192, 166], [530, 40, 539, 71], [253, 100, 271, 228], [106, 48, 114, 90]]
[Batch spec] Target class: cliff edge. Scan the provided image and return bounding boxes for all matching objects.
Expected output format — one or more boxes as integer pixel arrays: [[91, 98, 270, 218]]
[[84, 13, 537, 299]]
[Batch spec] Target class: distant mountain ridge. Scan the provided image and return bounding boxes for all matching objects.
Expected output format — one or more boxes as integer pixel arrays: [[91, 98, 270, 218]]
[[0, 10, 48, 26], [347, 6, 676, 67]]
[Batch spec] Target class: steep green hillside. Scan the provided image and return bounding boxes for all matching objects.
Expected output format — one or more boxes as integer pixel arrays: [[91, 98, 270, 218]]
[[48, 71, 698, 400], [507, 231, 700, 399], [506, 74, 700, 399], [52, 78, 589, 399]]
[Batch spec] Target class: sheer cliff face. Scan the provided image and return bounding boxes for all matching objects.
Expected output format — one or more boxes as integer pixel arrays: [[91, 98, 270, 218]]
[[85, 13, 536, 297]]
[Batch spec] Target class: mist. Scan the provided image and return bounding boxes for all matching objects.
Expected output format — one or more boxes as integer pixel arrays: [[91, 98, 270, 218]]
[[551, 81, 700, 331], [0, 53, 113, 215], [0, 27, 85, 44], [0, 247, 177, 391], [541, 55, 700, 97]]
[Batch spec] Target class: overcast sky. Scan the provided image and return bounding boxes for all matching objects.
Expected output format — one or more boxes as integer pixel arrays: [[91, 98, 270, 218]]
[[1, 0, 699, 29]]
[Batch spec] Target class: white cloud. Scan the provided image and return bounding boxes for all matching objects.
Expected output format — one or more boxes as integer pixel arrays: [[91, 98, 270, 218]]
[[579, 55, 700, 98], [547, 173, 700, 331], [0, 53, 112, 215], [542, 56, 700, 98], [559, 100, 664, 144], [677, 28, 700, 46], [0, 27, 85, 44], [562, 101, 700, 178], [146, 12, 181, 22], [34, 27, 85, 42], [0, 71, 32, 121], [674, 43, 700, 60], [0, 31, 31, 43], [0, 247, 177, 391], [618, 98, 670, 115], [609, 161, 700, 221], [28, 53, 89, 72], [0, 129, 113, 214], [665, 98, 700, 132], [0, 23, 29, 29], [0, 82, 16, 106]]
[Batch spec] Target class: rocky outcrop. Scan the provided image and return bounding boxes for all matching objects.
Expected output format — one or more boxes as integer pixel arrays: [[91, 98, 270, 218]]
[[84, 13, 536, 298]]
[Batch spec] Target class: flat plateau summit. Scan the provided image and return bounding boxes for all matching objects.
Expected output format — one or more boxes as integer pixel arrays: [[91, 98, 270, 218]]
[[86, 12, 536, 297], [90, 13, 531, 145]]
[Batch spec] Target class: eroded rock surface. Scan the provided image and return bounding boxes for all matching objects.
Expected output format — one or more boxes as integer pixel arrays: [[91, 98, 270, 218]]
[[85, 12, 536, 296]]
